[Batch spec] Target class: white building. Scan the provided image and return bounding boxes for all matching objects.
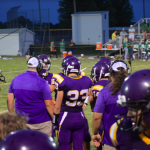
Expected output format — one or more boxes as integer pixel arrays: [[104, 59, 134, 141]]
[[0, 28, 34, 56], [71, 11, 109, 45]]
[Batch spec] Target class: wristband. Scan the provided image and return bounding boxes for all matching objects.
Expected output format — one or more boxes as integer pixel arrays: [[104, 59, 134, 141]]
[[84, 96, 89, 105], [52, 113, 60, 125]]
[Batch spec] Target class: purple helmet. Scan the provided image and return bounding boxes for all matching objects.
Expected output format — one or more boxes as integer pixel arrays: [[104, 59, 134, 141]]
[[91, 62, 109, 83], [98, 58, 111, 66], [38, 54, 51, 76], [62, 55, 74, 68], [116, 69, 150, 133], [64, 57, 81, 75], [0, 130, 59, 150]]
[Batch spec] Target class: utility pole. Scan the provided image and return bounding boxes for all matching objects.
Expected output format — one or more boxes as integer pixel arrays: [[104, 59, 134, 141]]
[[73, 0, 76, 13], [143, 0, 145, 18], [38, 0, 42, 29]]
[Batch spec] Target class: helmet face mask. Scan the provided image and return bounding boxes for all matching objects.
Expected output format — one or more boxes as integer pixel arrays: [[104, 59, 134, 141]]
[[38, 54, 51, 76], [115, 69, 150, 133]]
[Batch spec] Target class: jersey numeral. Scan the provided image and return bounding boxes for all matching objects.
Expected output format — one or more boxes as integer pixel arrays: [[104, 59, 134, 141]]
[[66, 89, 88, 107], [93, 91, 99, 98]]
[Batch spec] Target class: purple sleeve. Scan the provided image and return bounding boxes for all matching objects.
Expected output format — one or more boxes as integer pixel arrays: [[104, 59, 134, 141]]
[[93, 88, 105, 113], [8, 80, 14, 93], [42, 81, 52, 100], [58, 80, 66, 91]]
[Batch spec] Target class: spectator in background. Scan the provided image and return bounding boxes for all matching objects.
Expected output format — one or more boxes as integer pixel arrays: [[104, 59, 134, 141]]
[[7, 57, 54, 136], [128, 25, 135, 41], [122, 38, 128, 61], [143, 30, 149, 40], [120, 28, 127, 38], [0, 113, 27, 142], [112, 30, 118, 40], [69, 39, 75, 55], [142, 22, 148, 32], [138, 39, 143, 60], [127, 38, 133, 60], [112, 30, 119, 48], [143, 38, 150, 61], [148, 24, 150, 33], [59, 39, 65, 57]]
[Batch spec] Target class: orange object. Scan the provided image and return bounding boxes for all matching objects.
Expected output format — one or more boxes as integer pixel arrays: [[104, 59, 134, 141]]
[[81, 54, 84, 58], [96, 42, 102, 49], [68, 51, 72, 55], [62, 51, 67, 58], [51, 50, 56, 52], [107, 44, 112, 49]]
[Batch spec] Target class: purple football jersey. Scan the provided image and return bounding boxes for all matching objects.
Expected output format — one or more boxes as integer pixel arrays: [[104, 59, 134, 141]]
[[44, 73, 53, 85], [8, 71, 52, 124], [93, 87, 125, 146], [57, 75, 93, 112], [92, 80, 110, 103], [110, 119, 150, 150], [92, 80, 110, 137]]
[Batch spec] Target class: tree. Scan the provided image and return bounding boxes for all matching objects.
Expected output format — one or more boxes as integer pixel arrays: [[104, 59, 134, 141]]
[[58, 0, 134, 28]]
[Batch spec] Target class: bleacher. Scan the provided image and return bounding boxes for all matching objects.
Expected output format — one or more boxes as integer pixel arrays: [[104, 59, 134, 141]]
[[102, 18, 150, 59]]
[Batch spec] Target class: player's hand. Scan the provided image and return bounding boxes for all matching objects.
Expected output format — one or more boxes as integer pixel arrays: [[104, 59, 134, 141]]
[[92, 134, 101, 147], [52, 124, 59, 137], [82, 103, 87, 110]]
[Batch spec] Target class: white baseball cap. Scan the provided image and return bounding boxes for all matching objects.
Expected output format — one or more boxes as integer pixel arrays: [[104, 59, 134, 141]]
[[112, 62, 127, 71], [122, 28, 125, 30], [130, 25, 133, 27], [27, 57, 39, 67]]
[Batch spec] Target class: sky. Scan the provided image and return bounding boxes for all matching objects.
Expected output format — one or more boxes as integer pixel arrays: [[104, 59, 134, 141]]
[[0, 0, 150, 25]]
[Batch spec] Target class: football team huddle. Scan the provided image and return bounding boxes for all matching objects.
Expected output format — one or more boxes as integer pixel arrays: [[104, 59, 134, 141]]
[[1, 55, 150, 150]]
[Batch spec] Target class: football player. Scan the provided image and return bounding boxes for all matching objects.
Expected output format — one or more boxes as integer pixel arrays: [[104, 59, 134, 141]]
[[0, 70, 6, 91], [90, 62, 110, 150], [110, 69, 150, 150], [90, 62, 110, 110], [0, 70, 6, 83], [0, 130, 59, 150], [52, 56, 91, 150], [52, 57, 93, 150], [92, 60, 129, 150], [38, 54, 56, 104]]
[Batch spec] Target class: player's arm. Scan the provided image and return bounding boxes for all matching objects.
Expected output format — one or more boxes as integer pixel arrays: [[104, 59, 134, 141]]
[[82, 88, 91, 110], [52, 90, 64, 126], [54, 90, 63, 114], [7, 93, 15, 114], [49, 84, 56, 105]]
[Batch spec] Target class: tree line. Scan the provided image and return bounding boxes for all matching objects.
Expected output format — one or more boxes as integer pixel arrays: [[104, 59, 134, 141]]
[[58, 0, 135, 28]]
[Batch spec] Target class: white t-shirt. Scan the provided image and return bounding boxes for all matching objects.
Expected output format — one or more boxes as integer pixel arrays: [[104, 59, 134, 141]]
[[120, 31, 127, 36], [129, 28, 135, 35]]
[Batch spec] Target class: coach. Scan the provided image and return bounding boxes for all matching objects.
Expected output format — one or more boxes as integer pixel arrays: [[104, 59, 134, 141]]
[[7, 57, 54, 136]]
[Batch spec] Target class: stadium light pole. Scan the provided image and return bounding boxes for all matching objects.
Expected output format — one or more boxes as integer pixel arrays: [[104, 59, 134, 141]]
[[143, 0, 145, 18], [73, 0, 76, 13]]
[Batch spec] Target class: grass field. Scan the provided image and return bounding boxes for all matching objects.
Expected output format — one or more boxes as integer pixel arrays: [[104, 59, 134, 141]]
[[0, 56, 150, 149]]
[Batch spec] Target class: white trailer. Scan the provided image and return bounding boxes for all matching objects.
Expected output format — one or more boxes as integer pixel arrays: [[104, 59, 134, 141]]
[[72, 11, 109, 45], [0, 28, 35, 56]]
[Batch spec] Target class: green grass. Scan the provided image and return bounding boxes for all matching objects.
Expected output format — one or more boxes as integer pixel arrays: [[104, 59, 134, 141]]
[[0, 56, 150, 149]]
